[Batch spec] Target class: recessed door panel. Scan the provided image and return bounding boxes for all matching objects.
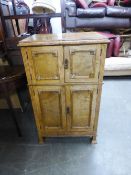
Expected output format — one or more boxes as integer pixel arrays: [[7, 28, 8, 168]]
[[34, 86, 66, 135], [28, 46, 64, 84], [66, 85, 97, 132], [64, 45, 101, 83]]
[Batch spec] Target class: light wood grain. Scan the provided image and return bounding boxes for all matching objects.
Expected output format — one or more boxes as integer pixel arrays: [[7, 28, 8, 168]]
[[19, 32, 108, 143], [66, 85, 97, 132], [64, 45, 101, 83], [26, 46, 64, 85], [29, 86, 44, 143], [33, 86, 66, 136], [18, 32, 109, 47], [92, 44, 107, 144]]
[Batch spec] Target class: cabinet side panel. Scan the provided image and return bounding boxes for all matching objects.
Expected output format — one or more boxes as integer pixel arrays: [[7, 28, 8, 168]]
[[93, 44, 107, 134], [20, 47, 31, 84], [29, 86, 44, 143]]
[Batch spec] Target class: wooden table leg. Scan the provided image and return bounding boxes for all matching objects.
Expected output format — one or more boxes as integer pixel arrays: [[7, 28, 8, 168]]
[[3, 84, 22, 137]]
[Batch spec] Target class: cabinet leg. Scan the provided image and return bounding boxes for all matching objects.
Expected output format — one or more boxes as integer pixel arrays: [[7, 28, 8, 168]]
[[37, 130, 44, 144], [38, 136, 44, 144], [91, 136, 97, 144]]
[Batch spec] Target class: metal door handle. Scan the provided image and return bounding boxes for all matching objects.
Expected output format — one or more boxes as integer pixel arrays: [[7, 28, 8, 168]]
[[66, 107, 70, 114], [64, 59, 68, 69]]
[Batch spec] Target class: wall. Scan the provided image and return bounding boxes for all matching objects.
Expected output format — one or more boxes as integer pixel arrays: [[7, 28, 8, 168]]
[[50, 0, 62, 34]]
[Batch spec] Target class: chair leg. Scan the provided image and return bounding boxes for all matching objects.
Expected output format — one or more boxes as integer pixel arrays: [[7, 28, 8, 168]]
[[16, 89, 24, 112], [5, 95, 22, 137], [17, 88, 30, 113]]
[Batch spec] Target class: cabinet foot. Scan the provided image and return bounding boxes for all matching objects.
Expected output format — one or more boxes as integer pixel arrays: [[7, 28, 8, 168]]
[[38, 136, 44, 144], [91, 136, 97, 144]]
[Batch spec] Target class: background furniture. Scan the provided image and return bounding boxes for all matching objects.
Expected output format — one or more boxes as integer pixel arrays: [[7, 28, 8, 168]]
[[61, 0, 131, 76], [19, 32, 108, 143], [0, 0, 63, 63], [64, 0, 131, 31], [104, 57, 131, 76], [0, 42, 26, 136], [104, 34, 131, 76], [0, 66, 25, 136], [0, 0, 64, 109], [32, 0, 56, 34]]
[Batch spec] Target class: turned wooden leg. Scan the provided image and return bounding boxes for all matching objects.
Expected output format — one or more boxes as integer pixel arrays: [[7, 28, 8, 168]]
[[91, 136, 97, 144]]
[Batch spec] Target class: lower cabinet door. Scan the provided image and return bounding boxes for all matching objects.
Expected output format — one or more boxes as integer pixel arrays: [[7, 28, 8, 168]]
[[66, 85, 97, 132], [33, 86, 66, 136]]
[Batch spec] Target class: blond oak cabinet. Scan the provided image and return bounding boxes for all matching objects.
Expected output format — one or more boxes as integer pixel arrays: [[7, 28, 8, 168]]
[[19, 32, 109, 143]]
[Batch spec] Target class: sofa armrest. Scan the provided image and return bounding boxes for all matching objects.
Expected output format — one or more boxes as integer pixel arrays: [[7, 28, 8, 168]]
[[66, 1, 77, 16]]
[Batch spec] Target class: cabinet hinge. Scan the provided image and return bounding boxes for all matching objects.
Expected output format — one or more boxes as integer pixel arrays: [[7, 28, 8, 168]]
[[97, 88, 99, 94], [32, 89, 35, 96], [100, 48, 102, 56], [98, 72, 100, 79]]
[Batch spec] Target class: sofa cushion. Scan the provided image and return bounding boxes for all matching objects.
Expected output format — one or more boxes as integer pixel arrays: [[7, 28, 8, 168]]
[[75, 0, 88, 8], [91, 2, 107, 7], [75, 17, 131, 29], [106, 6, 131, 17], [77, 7, 106, 17]]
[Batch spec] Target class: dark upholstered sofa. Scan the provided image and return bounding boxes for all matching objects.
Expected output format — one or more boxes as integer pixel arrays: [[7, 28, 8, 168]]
[[65, 0, 131, 30]]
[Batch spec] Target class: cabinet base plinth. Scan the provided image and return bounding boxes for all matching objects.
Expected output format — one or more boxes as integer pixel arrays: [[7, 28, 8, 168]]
[[38, 135, 97, 144]]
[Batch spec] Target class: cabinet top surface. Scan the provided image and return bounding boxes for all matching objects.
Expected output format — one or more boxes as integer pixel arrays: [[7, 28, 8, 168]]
[[18, 32, 109, 47]]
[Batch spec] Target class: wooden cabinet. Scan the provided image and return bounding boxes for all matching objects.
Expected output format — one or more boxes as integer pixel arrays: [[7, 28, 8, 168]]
[[19, 32, 109, 143]]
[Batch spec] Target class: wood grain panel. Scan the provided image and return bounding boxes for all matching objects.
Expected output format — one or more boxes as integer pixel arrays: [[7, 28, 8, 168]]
[[66, 85, 97, 132], [39, 91, 62, 128], [64, 45, 101, 83], [33, 86, 66, 135], [27, 46, 64, 84]]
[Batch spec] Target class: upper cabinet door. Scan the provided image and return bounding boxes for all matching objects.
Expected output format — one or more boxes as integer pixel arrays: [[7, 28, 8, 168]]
[[64, 45, 101, 83], [27, 46, 64, 84]]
